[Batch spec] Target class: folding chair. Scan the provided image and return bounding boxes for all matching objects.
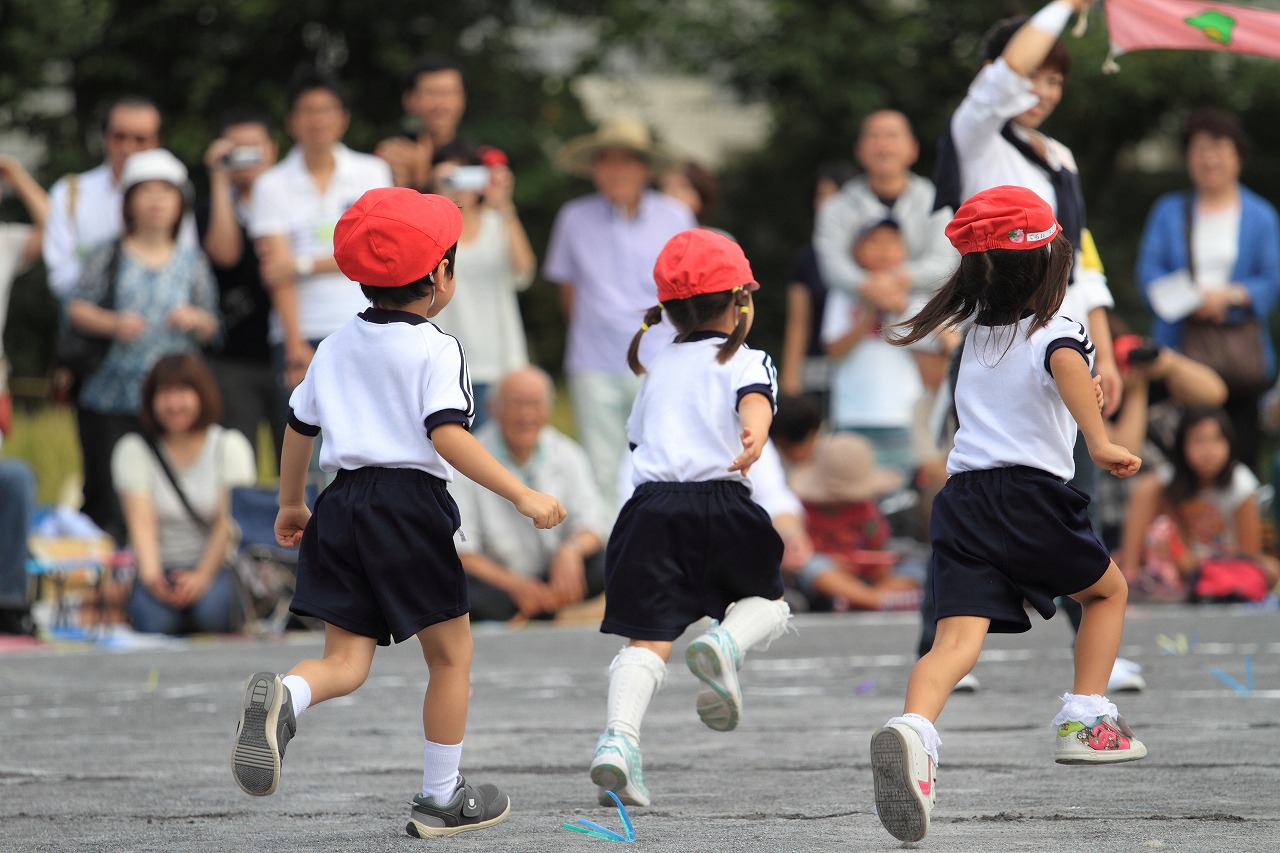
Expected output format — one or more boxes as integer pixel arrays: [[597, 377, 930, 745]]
[[229, 484, 319, 632]]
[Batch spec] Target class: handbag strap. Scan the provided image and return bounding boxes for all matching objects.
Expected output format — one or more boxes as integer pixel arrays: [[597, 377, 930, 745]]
[[102, 240, 122, 312], [143, 432, 212, 533], [1183, 191, 1196, 286]]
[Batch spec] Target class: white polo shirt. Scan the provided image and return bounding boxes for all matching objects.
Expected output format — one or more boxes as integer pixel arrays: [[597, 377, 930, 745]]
[[947, 314, 1093, 482], [287, 308, 475, 478], [249, 144, 393, 342], [628, 331, 777, 490]]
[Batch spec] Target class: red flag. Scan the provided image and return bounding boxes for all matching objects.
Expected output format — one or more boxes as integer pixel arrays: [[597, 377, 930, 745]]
[[1105, 0, 1280, 68]]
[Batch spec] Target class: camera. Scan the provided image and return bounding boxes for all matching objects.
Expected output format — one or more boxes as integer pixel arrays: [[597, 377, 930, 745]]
[[1114, 333, 1161, 371], [222, 146, 263, 169], [441, 165, 490, 192]]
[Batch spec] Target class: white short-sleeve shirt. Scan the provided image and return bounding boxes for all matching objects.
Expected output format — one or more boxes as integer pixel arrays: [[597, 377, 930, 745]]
[[947, 314, 1094, 481], [821, 288, 923, 429], [288, 308, 475, 478], [627, 332, 777, 490], [249, 144, 393, 342]]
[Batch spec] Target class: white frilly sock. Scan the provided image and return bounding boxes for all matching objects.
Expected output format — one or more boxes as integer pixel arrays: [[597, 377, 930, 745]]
[[1050, 692, 1118, 728], [886, 713, 942, 765]]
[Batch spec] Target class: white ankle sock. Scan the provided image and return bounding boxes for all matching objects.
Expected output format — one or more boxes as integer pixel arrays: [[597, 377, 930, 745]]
[[719, 597, 791, 661], [422, 739, 463, 804], [886, 713, 942, 765], [606, 646, 667, 742], [281, 675, 311, 718], [1051, 692, 1118, 727]]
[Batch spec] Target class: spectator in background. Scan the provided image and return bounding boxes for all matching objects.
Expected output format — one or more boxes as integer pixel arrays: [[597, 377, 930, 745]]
[[0, 155, 49, 429], [113, 353, 256, 634], [1136, 109, 1280, 475], [250, 69, 392, 394], [66, 149, 219, 543], [377, 54, 468, 190], [426, 141, 536, 426], [43, 96, 198, 300], [544, 118, 696, 511], [198, 108, 283, 469], [453, 366, 607, 622], [659, 159, 719, 226], [779, 161, 856, 406]]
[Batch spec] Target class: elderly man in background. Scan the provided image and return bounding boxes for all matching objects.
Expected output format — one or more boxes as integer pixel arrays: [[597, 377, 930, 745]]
[[543, 118, 696, 512], [453, 366, 608, 622]]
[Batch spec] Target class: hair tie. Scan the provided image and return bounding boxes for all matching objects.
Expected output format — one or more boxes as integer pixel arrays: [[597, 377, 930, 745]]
[[739, 306, 750, 314], [732, 286, 742, 293], [640, 323, 649, 332], [657, 302, 664, 310]]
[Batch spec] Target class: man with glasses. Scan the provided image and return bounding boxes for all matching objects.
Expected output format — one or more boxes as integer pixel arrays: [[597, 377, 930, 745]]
[[43, 96, 194, 299]]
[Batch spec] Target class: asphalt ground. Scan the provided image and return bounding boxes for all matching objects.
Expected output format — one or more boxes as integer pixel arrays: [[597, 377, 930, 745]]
[[2, 604, 1278, 852]]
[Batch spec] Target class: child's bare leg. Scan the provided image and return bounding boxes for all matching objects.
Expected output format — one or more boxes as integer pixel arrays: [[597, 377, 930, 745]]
[[417, 614, 474, 744], [288, 622, 377, 705], [904, 615, 988, 721], [1068, 562, 1128, 696]]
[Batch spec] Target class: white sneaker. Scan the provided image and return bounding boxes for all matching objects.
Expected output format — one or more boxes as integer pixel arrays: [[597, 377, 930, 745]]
[[589, 729, 650, 806], [871, 722, 935, 842], [685, 628, 742, 732], [952, 672, 980, 693], [1107, 658, 1146, 693], [1056, 714, 1147, 764]]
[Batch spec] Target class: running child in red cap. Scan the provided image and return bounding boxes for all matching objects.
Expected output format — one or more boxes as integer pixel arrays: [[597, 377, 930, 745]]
[[589, 227, 791, 807], [231, 187, 566, 838], [870, 185, 1146, 843]]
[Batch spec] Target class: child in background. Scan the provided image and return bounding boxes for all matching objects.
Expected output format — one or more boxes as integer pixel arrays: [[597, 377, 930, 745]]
[[231, 188, 566, 838], [590, 228, 790, 807], [822, 218, 922, 472], [1117, 406, 1279, 603], [788, 432, 923, 612], [871, 185, 1145, 843]]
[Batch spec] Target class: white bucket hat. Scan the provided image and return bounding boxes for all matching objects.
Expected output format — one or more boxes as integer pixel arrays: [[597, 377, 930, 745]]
[[120, 149, 190, 194]]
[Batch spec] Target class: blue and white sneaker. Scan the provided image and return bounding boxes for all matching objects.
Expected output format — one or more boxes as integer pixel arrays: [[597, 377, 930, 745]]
[[686, 628, 742, 732], [590, 728, 650, 806]]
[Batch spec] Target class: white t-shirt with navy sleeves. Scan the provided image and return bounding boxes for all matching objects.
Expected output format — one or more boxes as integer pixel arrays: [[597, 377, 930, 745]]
[[627, 331, 777, 491], [288, 308, 475, 478], [947, 314, 1093, 482]]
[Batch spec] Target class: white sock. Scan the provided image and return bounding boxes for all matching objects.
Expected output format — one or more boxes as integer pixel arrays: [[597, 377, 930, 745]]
[[718, 597, 791, 662], [1051, 692, 1118, 728], [281, 675, 311, 718], [886, 713, 942, 765], [606, 646, 667, 742], [421, 739, 463, 804]]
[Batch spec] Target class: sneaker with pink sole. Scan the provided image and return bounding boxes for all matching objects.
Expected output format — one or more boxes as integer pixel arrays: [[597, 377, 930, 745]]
[[1056, 713, 1147, 765]]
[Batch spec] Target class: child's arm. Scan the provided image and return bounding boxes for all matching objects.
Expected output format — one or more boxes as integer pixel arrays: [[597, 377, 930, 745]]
[[275, 426, 314, 547], [1049, 347, 1141, 478], [824, 307, 877, 360], [729, 393, 774, 477], [432, 423, 567, 528]]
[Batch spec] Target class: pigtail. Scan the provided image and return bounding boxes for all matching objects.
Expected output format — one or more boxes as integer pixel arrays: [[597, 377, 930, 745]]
[[886, 265, 974, 348], [627, 304, 665, 375], [716, 286, 752, 364]]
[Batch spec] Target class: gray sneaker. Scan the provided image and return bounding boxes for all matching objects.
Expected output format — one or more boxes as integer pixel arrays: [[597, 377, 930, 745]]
[[406, 775, 511, 837], [232, 672, 296, 796]]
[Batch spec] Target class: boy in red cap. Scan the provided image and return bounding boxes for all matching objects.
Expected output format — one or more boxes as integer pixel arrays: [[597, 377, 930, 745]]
[[869, 185, 1145, 843], [231, 187, 566, 838], [588, 227, 791, 808]]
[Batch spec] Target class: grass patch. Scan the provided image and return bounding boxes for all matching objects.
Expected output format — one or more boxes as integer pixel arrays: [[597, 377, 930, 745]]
[[1, 404, 80, 506]]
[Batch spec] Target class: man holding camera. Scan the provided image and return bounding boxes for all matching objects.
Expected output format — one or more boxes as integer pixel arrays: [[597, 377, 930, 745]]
[[198, 108, 284, 470]]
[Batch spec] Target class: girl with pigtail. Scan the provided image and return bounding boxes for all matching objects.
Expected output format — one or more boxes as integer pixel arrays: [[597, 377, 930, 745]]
[[869, 186, 1146, 844], [589, 228, 791, 809]]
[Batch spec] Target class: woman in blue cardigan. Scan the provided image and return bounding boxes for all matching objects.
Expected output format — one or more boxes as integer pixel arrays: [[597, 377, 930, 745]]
[[1137, 109, 1280, 473]]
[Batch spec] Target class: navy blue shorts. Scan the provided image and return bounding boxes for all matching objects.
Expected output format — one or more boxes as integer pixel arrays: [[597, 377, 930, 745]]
[[291, 467, 468, 645], [930, 466, 1110, 634], [601, 480, 785, 641]]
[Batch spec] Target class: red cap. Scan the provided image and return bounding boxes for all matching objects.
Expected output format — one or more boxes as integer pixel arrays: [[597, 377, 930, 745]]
[[653, 228, 759, 303], [945, 185, 1061, 256], [333, 188, 463, 287]]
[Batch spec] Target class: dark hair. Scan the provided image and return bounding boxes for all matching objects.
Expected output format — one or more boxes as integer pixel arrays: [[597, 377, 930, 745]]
[[287, 68, 347, 112], [816, 160, 857, 189], [890, 231, 1073, 356], [359, 245, 458, 308], [405, 53, 465, 93], [770, 392, 824, 446], [1182, 109, 1251, 162], [122, 181, 188, 240], [139, 352, 222, 435], [103, 95, 162, 134], [1165, 407, 1236, 506], [431, 138, 482, 168], [626, 287, 752, 374], [215, 105, 272, 137], [981, 16, 1072, 76], [681, 161, 720, 226]]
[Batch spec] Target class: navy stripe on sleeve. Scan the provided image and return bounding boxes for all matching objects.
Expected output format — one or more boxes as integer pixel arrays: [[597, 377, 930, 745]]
[[1043, 338, 1091, 375], [424, 409, 471, 437], [287, 408, 320, 436], [736, 384, 776, 411]]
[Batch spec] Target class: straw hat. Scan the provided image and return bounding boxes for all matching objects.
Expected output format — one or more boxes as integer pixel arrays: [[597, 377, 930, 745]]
[[789, 432, 905, 504], [555, 117, 673, 177]]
